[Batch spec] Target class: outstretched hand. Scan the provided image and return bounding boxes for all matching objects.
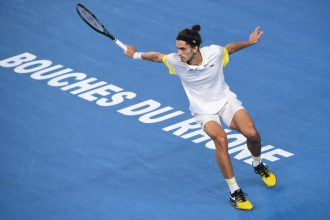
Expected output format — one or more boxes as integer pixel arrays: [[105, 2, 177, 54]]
[[249, 26, 264, 44], [124, 45, 137, 58]]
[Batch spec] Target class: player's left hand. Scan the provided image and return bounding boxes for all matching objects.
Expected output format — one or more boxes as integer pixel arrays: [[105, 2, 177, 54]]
[[249, 26, 264, 44]]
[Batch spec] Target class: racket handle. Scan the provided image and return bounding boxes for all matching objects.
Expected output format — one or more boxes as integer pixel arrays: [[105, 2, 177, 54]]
[[114, 39, 127, 52]]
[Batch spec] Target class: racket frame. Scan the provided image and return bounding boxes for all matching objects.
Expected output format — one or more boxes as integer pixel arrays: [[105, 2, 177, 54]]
[[76, 3, 127, 51]]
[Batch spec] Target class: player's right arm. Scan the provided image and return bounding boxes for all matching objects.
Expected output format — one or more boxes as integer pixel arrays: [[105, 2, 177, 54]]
[[125, 45, 165, 63]]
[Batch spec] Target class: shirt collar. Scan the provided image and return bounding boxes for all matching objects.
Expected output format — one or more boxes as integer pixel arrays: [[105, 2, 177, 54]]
[[186, 47, 209, 70]]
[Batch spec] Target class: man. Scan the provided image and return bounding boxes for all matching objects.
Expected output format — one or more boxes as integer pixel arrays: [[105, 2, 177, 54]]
[[124, 25, 276, 210]]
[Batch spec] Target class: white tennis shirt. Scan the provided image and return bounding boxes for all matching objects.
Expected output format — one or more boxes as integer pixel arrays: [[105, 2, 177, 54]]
[[162, 44, 238, 115]]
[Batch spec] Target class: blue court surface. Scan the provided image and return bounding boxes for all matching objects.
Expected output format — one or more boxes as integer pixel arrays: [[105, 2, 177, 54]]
[[1, 0, 330, 219]]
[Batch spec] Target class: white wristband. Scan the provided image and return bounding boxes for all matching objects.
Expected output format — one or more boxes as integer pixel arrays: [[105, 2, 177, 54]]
[[133, 52, 143, 60]]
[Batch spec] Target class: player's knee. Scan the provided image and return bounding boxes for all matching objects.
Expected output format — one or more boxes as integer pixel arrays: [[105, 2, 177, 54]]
[[245, 128, 260, 144], [212, 134, 228, 152]]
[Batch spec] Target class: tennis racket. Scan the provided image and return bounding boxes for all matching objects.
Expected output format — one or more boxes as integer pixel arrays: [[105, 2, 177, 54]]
[[76, 3, 127, 51]]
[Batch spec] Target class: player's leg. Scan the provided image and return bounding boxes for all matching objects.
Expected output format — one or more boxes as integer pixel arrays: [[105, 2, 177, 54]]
[[229, 109, 276, 187], [195, 115, 253, 210], [203, 121, 234, 179], [229, 109, 261, 157]]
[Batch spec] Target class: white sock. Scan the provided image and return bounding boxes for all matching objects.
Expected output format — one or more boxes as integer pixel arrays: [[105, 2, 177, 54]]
[[225, 177, 240, 194], [252, 156, 261, 167]]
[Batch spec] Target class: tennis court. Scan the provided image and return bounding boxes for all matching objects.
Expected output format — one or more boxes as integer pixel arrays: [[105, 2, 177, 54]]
[[1, 0, 330, 219]]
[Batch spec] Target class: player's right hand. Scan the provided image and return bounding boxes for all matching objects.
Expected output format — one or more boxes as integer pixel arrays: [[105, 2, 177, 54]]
[[124, 45, 137, 58]]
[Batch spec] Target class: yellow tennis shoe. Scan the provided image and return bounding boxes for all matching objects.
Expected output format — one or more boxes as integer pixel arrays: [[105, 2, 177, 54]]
[[254, 163, 276, 187], [230, 189, 254, 210]]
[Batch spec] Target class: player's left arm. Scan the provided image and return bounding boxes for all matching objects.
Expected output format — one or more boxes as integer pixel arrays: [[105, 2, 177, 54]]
[[225, 26, 263, 54]]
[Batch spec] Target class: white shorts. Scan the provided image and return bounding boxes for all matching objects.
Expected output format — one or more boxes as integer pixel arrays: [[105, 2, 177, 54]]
[[194, 97, 245, 129]]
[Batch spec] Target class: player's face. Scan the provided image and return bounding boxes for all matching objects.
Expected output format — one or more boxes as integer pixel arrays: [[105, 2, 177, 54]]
[[176, 40, 198, 63]]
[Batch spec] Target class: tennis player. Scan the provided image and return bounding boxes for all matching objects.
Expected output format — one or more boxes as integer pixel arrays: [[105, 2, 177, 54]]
[[124, 25, 276, 210]]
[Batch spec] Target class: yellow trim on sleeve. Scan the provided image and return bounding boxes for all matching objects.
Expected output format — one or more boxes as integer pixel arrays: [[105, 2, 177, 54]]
[[162, 55, 176, 75], [222, 48, 230, 68]]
